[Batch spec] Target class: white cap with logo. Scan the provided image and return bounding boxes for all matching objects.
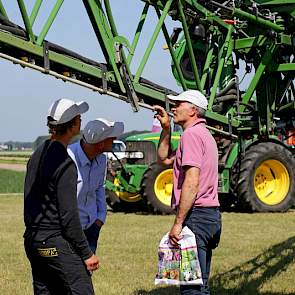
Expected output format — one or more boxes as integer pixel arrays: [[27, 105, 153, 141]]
[[167, 90, 208, 110], [48, 98, 89, 125], [83, 118, 124, 144]]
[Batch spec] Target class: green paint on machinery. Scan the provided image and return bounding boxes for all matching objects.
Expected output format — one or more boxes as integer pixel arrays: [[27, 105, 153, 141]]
[[105, 131, 181, 214], [0, 0, 294, 213]]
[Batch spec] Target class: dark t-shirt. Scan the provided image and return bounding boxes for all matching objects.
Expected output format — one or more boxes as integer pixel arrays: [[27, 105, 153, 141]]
[[24, 139, 92, 260]]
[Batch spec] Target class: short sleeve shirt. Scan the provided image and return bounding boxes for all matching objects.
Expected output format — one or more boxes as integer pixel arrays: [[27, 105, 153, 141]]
[[171, 118, 220, 208]]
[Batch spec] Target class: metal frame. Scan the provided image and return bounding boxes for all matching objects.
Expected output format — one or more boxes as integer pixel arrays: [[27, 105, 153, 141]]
[[0, 0, 294, 198], [0, 0, 293, 137]]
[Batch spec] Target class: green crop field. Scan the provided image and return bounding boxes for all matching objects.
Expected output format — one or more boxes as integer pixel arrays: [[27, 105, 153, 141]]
[[0, 151, 31, 165], [0, 151, 30, 158], [0, 195, 295, 295], [0, 170, 25, 193]]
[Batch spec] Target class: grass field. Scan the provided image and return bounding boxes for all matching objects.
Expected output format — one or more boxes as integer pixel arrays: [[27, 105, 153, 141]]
[[0, 195, 295, 295], [0, 151, 30, 166], [0, 158, 28, 165], [0, 151, 32, 156], [0, 170, 25, 193]]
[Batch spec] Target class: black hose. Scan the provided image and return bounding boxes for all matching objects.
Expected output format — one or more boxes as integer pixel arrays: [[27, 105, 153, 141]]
[[216, 79, 237, 97]]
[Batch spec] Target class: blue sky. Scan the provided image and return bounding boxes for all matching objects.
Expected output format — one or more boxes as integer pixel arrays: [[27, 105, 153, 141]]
[[0, 1, 181, 142]]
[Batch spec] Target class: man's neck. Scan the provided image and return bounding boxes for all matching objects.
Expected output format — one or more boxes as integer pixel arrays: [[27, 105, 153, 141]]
[[51, 134, 72, 148], [81, 141, 102, 161], [182, 116, 199, 130]]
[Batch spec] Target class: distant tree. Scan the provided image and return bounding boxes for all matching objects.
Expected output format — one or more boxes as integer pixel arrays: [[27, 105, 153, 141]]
[[33, 136, 49, 150], [32, 130, 151, 150], [4, 141, 33, 150], [33, 133, 82, 150]]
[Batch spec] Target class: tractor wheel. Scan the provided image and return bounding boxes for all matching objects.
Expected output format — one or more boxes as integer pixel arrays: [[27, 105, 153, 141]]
[[142, 162, 175, 214], [236, 142, 295, 212], [106, 174, 144, 212], [219, 193, 236, 212]]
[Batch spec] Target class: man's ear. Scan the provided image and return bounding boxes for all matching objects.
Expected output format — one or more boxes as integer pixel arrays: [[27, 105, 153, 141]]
[[190, 105, 197, 117], [72, 116, 80, 127]]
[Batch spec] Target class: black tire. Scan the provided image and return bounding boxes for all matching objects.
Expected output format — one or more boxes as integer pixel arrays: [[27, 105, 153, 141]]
[[219, 193, 236, 212], [236, 142, 295, 212], [105, 188, 124, 212], [142, 162, 175, 214], [106, 173, 144, 212]]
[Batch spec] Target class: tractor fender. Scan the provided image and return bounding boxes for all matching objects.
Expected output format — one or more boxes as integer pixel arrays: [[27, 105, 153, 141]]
[[224, 137, 291, 169]]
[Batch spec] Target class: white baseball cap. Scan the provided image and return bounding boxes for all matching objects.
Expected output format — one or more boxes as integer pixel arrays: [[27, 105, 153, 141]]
[[83, 118, 124, 144], [167, 90, 208, 110], [48, 98, 89, 125]]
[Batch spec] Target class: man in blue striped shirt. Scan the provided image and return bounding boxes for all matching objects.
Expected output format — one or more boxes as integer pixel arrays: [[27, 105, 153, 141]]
[[68, 118, 124, 253]]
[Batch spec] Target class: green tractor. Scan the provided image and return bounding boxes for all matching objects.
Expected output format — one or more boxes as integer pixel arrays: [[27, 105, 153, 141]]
[[0, 1, 294, 213], [106, 131, 181, 214], [106, 129, 295, 214], [103, 0, 295, 214]]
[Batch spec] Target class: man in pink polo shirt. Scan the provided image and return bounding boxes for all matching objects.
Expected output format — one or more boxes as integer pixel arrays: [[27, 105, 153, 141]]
[[154, 90, 222, 295]]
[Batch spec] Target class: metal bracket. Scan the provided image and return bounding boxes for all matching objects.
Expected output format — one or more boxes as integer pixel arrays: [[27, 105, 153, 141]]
[[113, 35, 132, 53], [116, 43, 140, 112], [100, 64, 108, 93], [165, 91, 170, 112], [121, 62, 140, 112], [43, 41, 50, 73], [228, 113, 233, 135]]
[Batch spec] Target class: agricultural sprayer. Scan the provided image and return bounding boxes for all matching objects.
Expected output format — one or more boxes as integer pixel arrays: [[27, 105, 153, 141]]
[[0, 0, 294, 213]]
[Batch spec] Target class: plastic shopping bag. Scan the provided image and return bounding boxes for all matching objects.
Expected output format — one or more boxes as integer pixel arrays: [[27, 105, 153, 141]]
[[155, 226, 203, 285]]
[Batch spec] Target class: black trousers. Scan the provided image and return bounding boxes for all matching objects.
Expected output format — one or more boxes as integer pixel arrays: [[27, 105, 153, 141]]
[[24, 235, 95, 295]]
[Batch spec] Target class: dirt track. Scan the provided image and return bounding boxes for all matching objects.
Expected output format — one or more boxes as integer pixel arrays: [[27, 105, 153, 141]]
[[0, 163, 26, 172]]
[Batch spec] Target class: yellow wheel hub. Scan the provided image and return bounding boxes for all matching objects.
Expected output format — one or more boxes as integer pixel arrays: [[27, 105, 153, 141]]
[[254, 159, 290, 205], [154, 169, 173, 206], [113, 178, 141, 203]]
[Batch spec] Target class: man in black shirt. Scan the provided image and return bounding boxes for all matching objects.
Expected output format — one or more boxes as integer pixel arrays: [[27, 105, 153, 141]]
[[24, 98, 99, 295]]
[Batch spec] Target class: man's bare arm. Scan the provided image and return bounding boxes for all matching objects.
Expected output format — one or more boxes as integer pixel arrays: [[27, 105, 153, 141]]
[[158, 125, 175, 165], [169, 166, 200, 245], [154, 105, 175, 165]]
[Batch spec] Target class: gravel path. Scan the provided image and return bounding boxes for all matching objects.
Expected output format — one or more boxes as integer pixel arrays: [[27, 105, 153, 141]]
[[0, 163, 26, 172]]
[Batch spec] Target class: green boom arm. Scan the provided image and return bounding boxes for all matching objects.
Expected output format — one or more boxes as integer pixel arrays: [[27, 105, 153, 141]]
[[0, 0, 294, 141]]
